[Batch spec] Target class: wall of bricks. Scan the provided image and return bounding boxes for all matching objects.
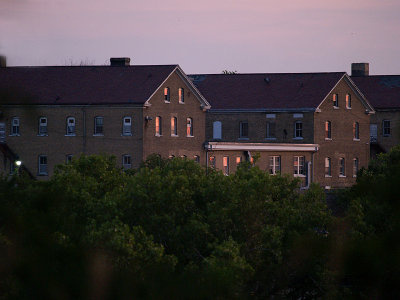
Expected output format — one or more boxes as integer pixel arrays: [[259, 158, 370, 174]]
[[370, 110, 400, 153]]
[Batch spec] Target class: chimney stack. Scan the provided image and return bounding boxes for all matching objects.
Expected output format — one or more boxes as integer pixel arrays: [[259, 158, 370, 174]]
[[351, 63, 369, 76], [110, 57, 130, 66], [0, 56, 6, 68]]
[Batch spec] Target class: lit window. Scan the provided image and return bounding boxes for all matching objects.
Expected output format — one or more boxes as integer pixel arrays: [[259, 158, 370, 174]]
[[266, 122, 276, 139], [66, 154, 73, 164], [209, 156, 216, 169], [383, 120, 391, 136], [38, 117, 48, 136], [339, 157, 345, 177], [11, 117, 19, 136], [94, 117, 104, 135], [186, 118, 193, 137], [294, 121, 303, 138], [66, 117, 76, 136], [346, 94, 351, 109], [333, 94, 339, 108], [171, 117, 177, 136], [239, 121, 248, 138], [325, 157, 331, 176], [353, 158, 358, 177], [213, 121, 222, 140], [194, 155, 200, 163], [236, 156, 241, 165], [38, 155, 48, 175], [223, 156, 229, 175], [353, 122, 359, 140], [164, 87, 170, 102], [122, 155, 131, 170], [122, 117, 132, 136], [155, 116, 162, 136], [293, 156, 305, 176], [325, 121, 331, 139], [269, 156, 281, 175], [179, 88, 184, 103]]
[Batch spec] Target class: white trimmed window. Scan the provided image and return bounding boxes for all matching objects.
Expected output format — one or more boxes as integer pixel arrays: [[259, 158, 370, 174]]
[[213, 121, 222, 140], [239, 121, 248, 138], [339, 157, 345, 177], [269, 156, 281, 175], [353, 158, 359, 177], [333, 94, 339, 108], [353, 122, 359, 140], [325, 121, 331, 139], [122, 155, 132, 170], [171, 117, 177, 136], [155, 116, 162, 136], [11, 117, 19, 136], [38, 155, 48, 175], [38, 117, 48, 136], [164, 87, 170, 102], [325, 157, 331, 177], [293, 156, 305, 176], [346, 94, 351, 109], [179, 88, 184, 103], [383, 120, 391, 136], [66, 117, 76, 136], [186, 118, 193, 137], [94, 117, 104, 135], [294, 121, 303, 138], [122, 117, 132, 136]]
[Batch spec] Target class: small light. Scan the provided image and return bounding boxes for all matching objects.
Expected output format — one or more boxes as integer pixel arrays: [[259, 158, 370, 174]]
[[15, 160, 21, 166]]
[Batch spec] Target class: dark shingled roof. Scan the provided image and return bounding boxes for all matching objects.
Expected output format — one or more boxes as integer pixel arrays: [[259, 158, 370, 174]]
[[189, 72, 346, 110], [351, 75, 400, 109], [0, 65, 177, 105]]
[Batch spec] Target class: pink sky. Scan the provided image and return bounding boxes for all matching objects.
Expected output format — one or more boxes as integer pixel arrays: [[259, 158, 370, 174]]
[[1, 0, 399, 74]]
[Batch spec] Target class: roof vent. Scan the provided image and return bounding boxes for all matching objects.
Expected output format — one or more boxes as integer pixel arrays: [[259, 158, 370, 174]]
[[110, 57, 130, 66], [264, 77, 270, 83], [351, 63, 369, 76]]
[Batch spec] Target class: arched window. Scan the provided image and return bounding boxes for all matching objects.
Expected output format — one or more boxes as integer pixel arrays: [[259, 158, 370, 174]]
[[213, 121, 222, 139]]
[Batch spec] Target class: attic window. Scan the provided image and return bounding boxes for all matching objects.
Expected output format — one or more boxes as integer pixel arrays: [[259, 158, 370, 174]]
[[164, 87, 170, 102], [333, 94, 338, 108], [346, 94, 351, 109]]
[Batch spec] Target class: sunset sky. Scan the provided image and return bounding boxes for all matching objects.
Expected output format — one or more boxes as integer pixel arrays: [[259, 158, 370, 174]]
[[1, 0, 399, 74]]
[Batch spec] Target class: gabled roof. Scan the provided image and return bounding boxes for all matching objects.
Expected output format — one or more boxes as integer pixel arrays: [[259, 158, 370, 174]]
[[189, 72, 346, 110], [0, 65, 178, 105], [351, 75, 400, 109]]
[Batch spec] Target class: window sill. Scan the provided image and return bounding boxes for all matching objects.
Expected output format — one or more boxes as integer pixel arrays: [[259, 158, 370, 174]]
[[37, 134, 48, 137], [65, 134, 76, 137], [353, 138, 360, 141], [293, 137, 304, 140], [155, 134, 162, 137], [325, 175, 332, 178], [122, 134, 132, 137], [353, 175, 357, 178], [294, 174, 306, 178], [171, 134, 179, 137], [339, 175, 346, 178], [325, 138, 332, 141], [383, 135, 391, 137], [333, 106, 339, 109], [238, 137, 249, 140], [93, 134, 104, 136], [37, 173, 48, 176], [346, 107, 352, 110], [179, 101, 185, 104], [186, 135, 194, 138], [164, 100, 170, 104], [9, 134, 20, 137], [265, 137, 276, 140]]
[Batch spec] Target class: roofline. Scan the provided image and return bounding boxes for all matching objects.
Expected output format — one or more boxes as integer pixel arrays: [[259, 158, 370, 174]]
[[0, 103, 145, 108], [208, 108, 315, 113], [205, 142, 319, 152]]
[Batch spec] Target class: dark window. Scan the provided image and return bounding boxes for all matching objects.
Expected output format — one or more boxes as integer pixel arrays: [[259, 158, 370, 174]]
[[294, 156, 305, 175], [164, 87, 170, 102], [294, 121, 303, 138], [266, 122, 276, 138], [11, 117, 19, 135], [353, 122, 359, 139], [240, 122, 248, 138], [66, 117, 76, 135], [325, 121, 331, 139], [383, 120, 391, 136], [353, 158, 359, 177], [38, 117, 48, 135], [38, 155, 48, 175], [123, 117, 132, 135], [94, 117, 103, 135], [333, 94, 339, 107], [339, 157, 345, 176]]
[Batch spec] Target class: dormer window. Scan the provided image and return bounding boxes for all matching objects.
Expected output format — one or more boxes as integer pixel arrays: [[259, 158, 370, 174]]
[[179, 88, 184, 103], [164, 87, 170, 102]]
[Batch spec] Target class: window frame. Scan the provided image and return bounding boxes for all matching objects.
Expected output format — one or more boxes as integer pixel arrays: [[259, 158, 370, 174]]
[[269, 156, 281, 175], [239, 121, 249, 139], [223, 156, 229, 175], [325, 121, 331, 140], [164, 87, 170, 102], [333, 93, 339, 108], [11, 117, 20, 136], [194, 155, 200, 163], [209, 156, 216, 169], [66, 117, 76, 136], [94, 116, 104, 136], [186, 117, 193, 137], [122, 116, 132, 136], [213, 121, 222, 140], [171, 117, 178, 136], [346, 94, 352, 109], [294, 121, 303, 139], [122, 154, 132, 170], [293, 156, 305, 177], [339, 157, 346, 177], [382, 120, 391, 136], [155, 116, 162, 136], [325, 157, 331, 177], [353, 158, 359, 177], [38, 155, 48, 176], [178, 88, 184, 103], [353, 122, 360, 140], [66, 154, 73, 164], [236, 156, 242, 165], [266, 121, 276, 139], [38, 117, 48, 136]]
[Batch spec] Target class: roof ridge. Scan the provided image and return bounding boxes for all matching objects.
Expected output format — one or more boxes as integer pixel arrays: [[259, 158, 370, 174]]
[[189, 72, 346, 76]]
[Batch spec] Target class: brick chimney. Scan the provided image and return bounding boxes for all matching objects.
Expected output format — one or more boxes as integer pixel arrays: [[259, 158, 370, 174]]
[[0, 56, 6, 68], [351, 63, 369, 76], [110, 57, 130, 66]]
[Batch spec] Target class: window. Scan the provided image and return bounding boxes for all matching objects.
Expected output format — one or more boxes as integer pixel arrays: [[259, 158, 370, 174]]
[[269, 156, 281, 175], [122, 117, 132, 136], [122, 155, 131, 170], [94, 117, 104, 135], [353, 158, 359, 177], [186, 118, 193, 137], [209, 156, 216, 169], [294, 121, 302, 138], [383, 120, 391, 136], [179, 88, 184, 103], [293, 156, 305, 176], [266, 122, 276, 139], [333, 94, 339, 108], [236, 156, 242, 165], [66, 117, 76, 136], [38, 117, 47, 136], [38, 155, 48, 175], [171, 117, 177, 136], [0, 122, 5, 143], [353, 122, 359, 140], [11, 117, 19, 136], [66, 154, 73, 164], [239, 122, 248, 138], [325, 121, 331, 139], [213, 121, 222, 140], [346, 94, 351, 109], [325, 157, 331, 177], [194, 155, 200, 163], [164, 87, 170, 102], [339, 157, 345, 177], [155, 116, 162, 136], [223, 156, 229, 175]]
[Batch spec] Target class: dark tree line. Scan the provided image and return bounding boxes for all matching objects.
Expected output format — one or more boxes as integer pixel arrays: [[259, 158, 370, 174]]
[[0, 147, 400, 299]]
